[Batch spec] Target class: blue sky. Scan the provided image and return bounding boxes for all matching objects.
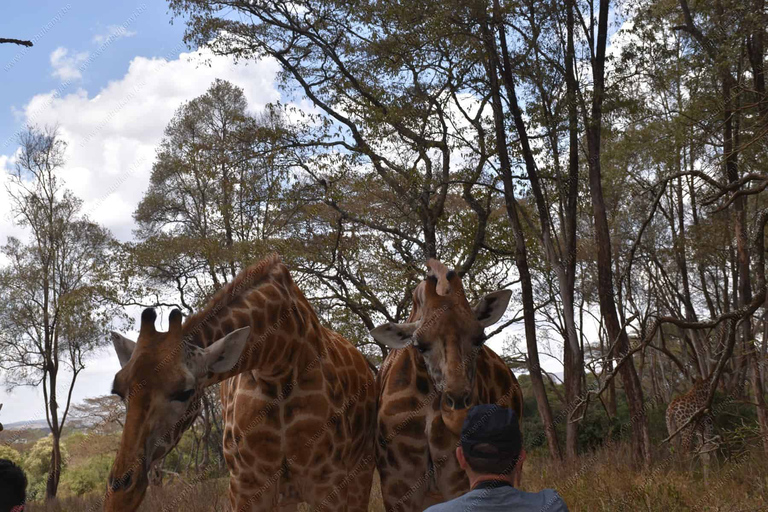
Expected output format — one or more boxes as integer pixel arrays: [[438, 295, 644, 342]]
[[0, 1, 284, 424], [1, 2, 189, 150]]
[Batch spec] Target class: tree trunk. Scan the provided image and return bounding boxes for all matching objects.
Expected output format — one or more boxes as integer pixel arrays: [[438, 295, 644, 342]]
[[46, 430, 62, 500], [493, 0, 581, 459], [585, 0, 651, 467], [477, 7, 562, 461], [562, 0, 584, 458], [745, 0, 768, 454]]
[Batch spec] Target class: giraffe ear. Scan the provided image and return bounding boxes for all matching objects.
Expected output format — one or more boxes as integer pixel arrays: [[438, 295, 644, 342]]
[[370, 322, 419, 349], [111, 332, 136, 368], [473, 289, 513, 327], [201, 327, 251, 375]]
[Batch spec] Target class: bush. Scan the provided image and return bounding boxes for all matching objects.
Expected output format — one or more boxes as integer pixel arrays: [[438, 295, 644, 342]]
[[0, 443, 23, 465], [60, 453, 114, 497], [23, 435, 69, 501]]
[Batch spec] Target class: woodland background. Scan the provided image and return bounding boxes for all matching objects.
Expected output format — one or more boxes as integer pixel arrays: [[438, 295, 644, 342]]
[[1, 0, 768, 509]]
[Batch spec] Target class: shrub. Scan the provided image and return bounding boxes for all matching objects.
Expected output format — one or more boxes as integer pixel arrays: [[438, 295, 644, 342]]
[[60, 453, 114, 497], [0, 443, 23, 465], [23, 435, 69, 501]]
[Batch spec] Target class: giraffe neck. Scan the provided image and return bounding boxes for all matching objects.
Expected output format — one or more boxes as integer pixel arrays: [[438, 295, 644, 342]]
[[183, 256, 324, 384], [692, 376, 713, 407]]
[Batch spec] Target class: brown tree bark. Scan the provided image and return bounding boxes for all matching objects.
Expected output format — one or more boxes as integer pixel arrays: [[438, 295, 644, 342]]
[[0, 38, 33, 46], [585, 0, 652, 467], [491, 0, 583, 459], [477, 6, 562, 461], [744, 0, 768, 454]]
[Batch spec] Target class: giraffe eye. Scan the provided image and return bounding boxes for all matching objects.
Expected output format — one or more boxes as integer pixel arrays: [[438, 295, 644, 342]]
[[413, 342, 429, 354], [171, 389, 195, 402]]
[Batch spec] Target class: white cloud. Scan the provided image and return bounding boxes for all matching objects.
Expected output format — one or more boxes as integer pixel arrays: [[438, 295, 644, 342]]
[[93, 24, 137, 44], [50, 47, 89, 81], [0, 48, 281, 422], [9, 47, 280, 243]]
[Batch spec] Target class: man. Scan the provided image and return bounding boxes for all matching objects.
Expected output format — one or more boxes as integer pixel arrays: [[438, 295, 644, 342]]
[[0, 458, 27, 512], [425, 405, 568, 512]]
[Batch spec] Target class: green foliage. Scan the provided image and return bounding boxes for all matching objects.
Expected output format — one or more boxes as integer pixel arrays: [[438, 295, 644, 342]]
[[23, 435, 69, 501], [162, 427, 198, 471], [127, 79, 293, 311], [60, 453, 114, 497], [24, 435, 68, 479], [0, 443, 22, 465]]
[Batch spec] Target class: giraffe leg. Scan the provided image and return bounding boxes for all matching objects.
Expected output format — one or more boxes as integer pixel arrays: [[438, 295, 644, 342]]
[[227, 466, 283, 512], [307, 458, 374, 512], [377, 445, 431, 512], [344, 454, 375, 512], [699, 417, 718, 482], [700, 449, 710, 482]]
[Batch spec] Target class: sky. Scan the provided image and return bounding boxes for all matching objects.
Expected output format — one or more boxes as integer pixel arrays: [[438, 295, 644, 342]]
[[0, 1, 566, 425], [0, 1, 285, 424]]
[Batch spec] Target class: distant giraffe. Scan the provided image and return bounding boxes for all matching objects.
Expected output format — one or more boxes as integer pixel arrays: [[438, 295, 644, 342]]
[[106, 254, 376, 512], [666, 374, 719, 478], [370, 259, 524, 512]]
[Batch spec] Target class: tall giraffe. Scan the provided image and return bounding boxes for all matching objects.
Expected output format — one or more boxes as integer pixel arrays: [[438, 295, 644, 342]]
[[105, 255, 376, 512], [370, 259, 524, 512], [666, 374, 719, 479]]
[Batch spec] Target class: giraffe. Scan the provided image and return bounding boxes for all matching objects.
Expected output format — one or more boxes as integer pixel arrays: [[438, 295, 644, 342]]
[[666, 374, 719, 479], [105, 254, 377, 512], [370, 259, 524, 512]]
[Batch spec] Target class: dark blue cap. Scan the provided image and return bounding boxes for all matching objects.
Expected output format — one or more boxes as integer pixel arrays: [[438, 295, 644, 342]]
[[460, 404, 522, 459]]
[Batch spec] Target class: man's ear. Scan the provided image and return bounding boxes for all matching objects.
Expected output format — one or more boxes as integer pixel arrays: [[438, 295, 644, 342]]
[[202, 327, 251, 374], [473, 289, 513, 327], [111, 332, 136, 368], [456, 446, 468, 470], [513, 449, 526, 484], [370, 322, 419, 349]]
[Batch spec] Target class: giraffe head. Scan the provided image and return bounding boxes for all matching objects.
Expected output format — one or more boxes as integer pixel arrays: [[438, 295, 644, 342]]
[[105, 308, 250, 511], [371, 259, 511, 411]]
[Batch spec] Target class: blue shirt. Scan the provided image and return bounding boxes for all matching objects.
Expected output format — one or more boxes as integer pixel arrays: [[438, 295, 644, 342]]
[[424, 483, 569, 512]]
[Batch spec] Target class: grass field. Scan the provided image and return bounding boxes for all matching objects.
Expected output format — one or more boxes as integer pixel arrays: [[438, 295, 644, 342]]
[[24, 442, 768, 512]]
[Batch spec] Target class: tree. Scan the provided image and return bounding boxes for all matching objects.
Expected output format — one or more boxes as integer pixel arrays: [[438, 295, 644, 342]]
[[22, 435, 69, 501], [158, 7, 519, 360], [71, 395, 125, 434], [0, 126, 120, 499], [0, 38, 32, 47], [129, 80, 294, 311], [575, 0, 653, 467], [611, 0, 768, 456]]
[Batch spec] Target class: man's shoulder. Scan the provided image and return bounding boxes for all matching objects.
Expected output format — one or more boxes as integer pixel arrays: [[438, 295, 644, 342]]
[[423, 499, 460, 512], [424, 487, 568, 512], [522, 488, 569, 511], [494, 486, 568, 511], [423, 493, 474, 512]]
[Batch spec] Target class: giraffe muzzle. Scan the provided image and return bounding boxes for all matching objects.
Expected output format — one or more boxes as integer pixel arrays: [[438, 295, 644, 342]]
[[105, 461, 149, 511], [108, 469, 133, 492], [444, 391, 471, 410]]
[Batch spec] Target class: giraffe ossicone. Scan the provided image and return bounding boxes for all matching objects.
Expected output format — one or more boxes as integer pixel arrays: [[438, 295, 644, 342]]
[[371, 259, 524, 512]]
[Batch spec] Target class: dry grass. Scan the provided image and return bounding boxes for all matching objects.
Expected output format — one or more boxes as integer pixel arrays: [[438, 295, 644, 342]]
[[524, 442, 768, 511], [26, 444, 768, 512], [25, 478, 230, 512]]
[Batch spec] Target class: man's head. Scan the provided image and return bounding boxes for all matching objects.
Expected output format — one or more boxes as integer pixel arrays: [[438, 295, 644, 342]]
[[0, 458, 27, 512], [456, 405, 525, 484]]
